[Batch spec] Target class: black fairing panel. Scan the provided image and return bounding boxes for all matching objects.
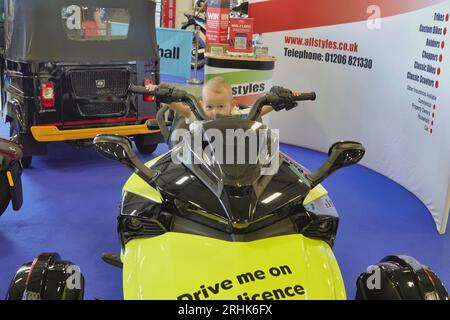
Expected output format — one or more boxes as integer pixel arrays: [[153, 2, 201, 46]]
[[5, 262, 31, 300], [119, 188, 339, 248], [355, 255, 449, 300], [118, 151, 339, 246], [151, 153, 311, 225], [6, 253, 84, 300]]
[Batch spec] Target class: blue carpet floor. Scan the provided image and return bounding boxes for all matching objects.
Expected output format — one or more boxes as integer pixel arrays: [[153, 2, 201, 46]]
[[0, 72, 448, 299]]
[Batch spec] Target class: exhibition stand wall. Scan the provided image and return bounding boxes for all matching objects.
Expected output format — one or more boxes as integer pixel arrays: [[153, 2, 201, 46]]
[[204, 53, 275, 105], [249, 0, 450, 233]]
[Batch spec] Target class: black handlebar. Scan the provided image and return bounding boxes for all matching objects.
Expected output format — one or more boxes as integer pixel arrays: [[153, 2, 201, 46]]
[[129, 84, 315, 122], [247, 90, 316, 120], [130, 84, 187, 102], [129, 85, 209, 120], [129, 85, 150, 95], [293, 92, 316, 102]]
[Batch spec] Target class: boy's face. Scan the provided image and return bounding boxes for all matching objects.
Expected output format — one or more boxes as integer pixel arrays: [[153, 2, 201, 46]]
[[201, 90, 234, 119]]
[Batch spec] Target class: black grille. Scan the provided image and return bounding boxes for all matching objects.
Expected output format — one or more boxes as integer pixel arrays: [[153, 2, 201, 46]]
[[301, 216, 338, 248], [79, 103, 125, 116], [120, 218, 167, 244], [69, 69, 129, 97], [140, 220, 167, 235]]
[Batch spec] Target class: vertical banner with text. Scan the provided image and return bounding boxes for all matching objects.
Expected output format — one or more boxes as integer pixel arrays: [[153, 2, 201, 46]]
[[156, 28, 192, 79], [249, 0, 450, 233]]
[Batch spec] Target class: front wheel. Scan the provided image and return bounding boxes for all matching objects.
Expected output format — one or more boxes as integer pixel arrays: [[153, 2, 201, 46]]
[[0, 173, 11, 216]]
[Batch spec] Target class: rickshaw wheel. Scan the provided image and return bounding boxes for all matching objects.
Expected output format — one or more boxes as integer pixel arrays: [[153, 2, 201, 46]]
[[9, 120, 32, 168], [135, 142, 158, 155], [134, 135, 158, 155], [0, 173, 11, 216], [20, 156, 32, 168]]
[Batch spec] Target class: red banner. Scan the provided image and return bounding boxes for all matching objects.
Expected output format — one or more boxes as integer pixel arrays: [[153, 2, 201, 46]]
[[249, 0, 447, 34], [162, 0, 176, 28], [228, 18, 254, 54], [206, 0, 230, 44]]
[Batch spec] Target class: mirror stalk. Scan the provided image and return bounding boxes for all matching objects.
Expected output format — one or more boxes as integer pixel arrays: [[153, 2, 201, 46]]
[[94, 134, 157, 186], [306, 141, 365, 189]]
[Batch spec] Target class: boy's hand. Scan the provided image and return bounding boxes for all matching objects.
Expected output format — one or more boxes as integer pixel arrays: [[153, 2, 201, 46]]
[[145, 84, 158, 92]]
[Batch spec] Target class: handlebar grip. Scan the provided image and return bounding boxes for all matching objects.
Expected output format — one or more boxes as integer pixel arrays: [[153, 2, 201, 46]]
[[293, 92, 316, 101], [130, 85, 153, 95]]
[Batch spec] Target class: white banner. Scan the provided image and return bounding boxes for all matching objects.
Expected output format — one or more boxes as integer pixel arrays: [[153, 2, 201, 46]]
[[252, 1, 450, 233]]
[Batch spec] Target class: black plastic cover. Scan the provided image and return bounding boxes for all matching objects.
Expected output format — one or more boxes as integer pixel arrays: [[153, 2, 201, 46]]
[[355, 255, 449, 300], [6, 253, 84, 300]]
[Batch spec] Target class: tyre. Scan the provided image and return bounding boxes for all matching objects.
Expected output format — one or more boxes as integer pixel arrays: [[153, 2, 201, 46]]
[[136, 143, 158, 155], [0, 173, 11, 216], [9, 119, 19, 141], [20, 156, 32, 168], [134, 135, 158, 155], [9, 119, 32, 168]]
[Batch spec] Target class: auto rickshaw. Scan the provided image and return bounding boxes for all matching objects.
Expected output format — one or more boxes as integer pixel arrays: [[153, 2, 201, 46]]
[[0, 0, 161, 168]]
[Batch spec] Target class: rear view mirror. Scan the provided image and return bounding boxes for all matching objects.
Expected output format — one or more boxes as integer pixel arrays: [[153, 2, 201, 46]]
[[306, 141, 365, 188], [94, 134, 156, 185], [94, 134, 134, 162], [327, 141, 365, 167]]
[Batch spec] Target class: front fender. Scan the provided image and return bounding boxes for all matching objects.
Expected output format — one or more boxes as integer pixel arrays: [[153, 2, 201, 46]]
[[123, 233, 346, 300], [0, 139, 24, 211], [7, 160, 23, 211]]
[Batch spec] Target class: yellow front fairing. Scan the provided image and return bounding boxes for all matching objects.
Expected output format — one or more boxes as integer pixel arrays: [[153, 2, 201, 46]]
[[122, 156, 343, 300], [123, 233, 346, 300]]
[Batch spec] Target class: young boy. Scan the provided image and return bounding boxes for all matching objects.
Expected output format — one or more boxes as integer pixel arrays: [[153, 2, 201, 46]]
[[146, 77, 275, 123]]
